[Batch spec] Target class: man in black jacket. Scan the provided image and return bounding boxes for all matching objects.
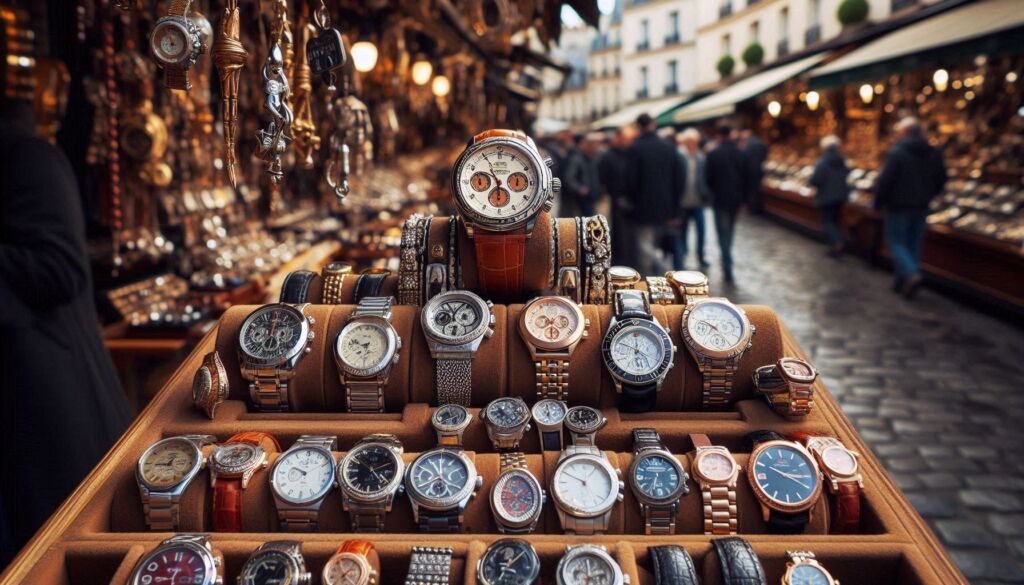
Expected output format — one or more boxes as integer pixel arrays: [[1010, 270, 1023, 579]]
[[873, 117, 947, 298], [741, 129, 768, 214], [625, 114, 686, 276], [600, 127, 637, 267], [705, 123, 753, 283], [561, 133, 602, 217]]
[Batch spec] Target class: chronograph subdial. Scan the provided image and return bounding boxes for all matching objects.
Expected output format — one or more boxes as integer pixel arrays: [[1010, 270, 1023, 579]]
[[507, 172, 529, 192], [470, 172, 492, 191], [488, 187, 511, 208]]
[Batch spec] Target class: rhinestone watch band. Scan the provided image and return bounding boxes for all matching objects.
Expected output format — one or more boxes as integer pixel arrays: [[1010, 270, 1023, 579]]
[[141, 435, 217, 530], [436, 358, 472, 406], [701, 358, 738, 409], [345, 434, 404, 532], [633, 429, 679, 535], [404, 547, 453, 585], [277, 436, 337, 531], [343, 297, 395, 412], [535, 357, 569, 401], [321, 262, 351, 304], [399, 214, 429, 305], [646, 276, 677, 305]]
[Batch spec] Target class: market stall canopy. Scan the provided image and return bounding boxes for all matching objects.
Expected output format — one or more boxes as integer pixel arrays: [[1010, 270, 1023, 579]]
[[590, 94, 687, 130], [672, 53, 828, 124], [811, 0, 1024, 87]]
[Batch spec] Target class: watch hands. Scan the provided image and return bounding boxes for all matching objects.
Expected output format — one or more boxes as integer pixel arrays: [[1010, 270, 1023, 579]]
[[769, 466, 811, 489]]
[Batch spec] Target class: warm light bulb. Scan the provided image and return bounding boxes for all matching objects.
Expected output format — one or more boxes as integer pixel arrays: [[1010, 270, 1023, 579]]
[[412, 60, 433, 85], [859, 84, 873, 104], [1007, 71, 1019, 83], [767, 100, 781, 118], [933, 68, 949, 92], [351, 41, 378, 72], [432, 74, 451, 97], [806, 90, 820, 111]]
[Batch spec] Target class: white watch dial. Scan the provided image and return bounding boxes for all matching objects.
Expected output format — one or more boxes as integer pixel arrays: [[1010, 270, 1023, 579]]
[[687, 302, 745, 351], [533, 399, 566, 425], [427, 299, 482, 338], [524, 298, 579, 344], [323, 555, 367, 585], [272, 447, 334, 503], [140, 440, 197, 488], [339, 323, 389, 369], [697, 451, 736, 482], [457, 143, 540, 221], [555, 459, 615, 511], [563, 554, 615, 585], [610, 326, 665, 376]]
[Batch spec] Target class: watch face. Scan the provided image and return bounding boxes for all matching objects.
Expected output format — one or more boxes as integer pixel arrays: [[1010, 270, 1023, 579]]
[[239, 305, 308, 365], [341, 444, 402, 496], [670, 270, 706, 286], [532, 399, 566, 425], [240, 551, 295, 585], [433, 404, 470, 429], [409, 450, 471, 503], [492, 471, 542, 524], [272, 447, 335, 504], [632, 454, 682, 500], [323, 553, 369, 585], [751, 443, 820, 508], [685, 301, 747, 352], [485, 398, 530, 429], [212, 443, 260, 473], [479, 539, 540, 585], [821, 446, 857, 475], [696, 451, 737, 482], [456, 141, 541, 223], [133, 545, 210, 585], [553, 455, 617, 514], [423, 293, 487, 342], [337, 321, 394, 375], [139, 438, 199, 489], [192, 365, 212, 404], [521, 297, 582, 347], [780, 359, 816, 382], [565, 406, 601, 432], [151, 22, 189, 64], [609, 325, 667, 377], [122, 125, 155, 159], [608, 266, 639, 280], [789, 563, 832, 585], [561, 552, 616, 585]]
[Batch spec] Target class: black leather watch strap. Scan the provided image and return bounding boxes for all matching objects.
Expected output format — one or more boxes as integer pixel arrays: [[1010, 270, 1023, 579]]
[[279, 270, 317, 304], [354, 272, 388, 303], [743, 430, 785, 452], [712, 537, 766, 585], [767, 509, 810, 534], [542, 430, 562, 451], [621, 383, 658, 413], [650, 545, 699, 585]]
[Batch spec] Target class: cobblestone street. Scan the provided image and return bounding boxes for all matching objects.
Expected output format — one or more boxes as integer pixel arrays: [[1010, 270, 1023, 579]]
[[677, 213, 1024, 583]]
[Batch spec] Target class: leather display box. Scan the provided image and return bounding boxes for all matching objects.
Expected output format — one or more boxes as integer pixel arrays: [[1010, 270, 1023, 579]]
[[0, 305, 968, 584]]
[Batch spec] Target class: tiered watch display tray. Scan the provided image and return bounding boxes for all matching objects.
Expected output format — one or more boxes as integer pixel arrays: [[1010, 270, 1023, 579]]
[[0, 305, 968, 584]]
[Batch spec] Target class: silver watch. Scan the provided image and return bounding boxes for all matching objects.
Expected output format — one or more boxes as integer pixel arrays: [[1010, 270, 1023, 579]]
[[338, 434, 406, 532], [550, 444, 624, 535], [405, 446, 483, 532], [421, 290, 494, 406], [564, 405, 607, 447], [237, 303, 316, 412], [628, 428, 689, 535], [129, 534, 222, 585], [556, 545, 630, 585], [481, 397, 532, 451], [404, 547, 454, 585], [238, 541, 310, 585], [136, 435, 217, 531], [431, 404, 473, 447], [532, 398, 567, 451], [269, 435, 338, 531], [335, 296, 402, 412], [490, 452, 545, 534]]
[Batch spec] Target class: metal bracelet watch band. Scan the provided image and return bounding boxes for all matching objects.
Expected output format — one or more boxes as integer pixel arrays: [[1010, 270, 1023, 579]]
[[168, 0, 191, 15], [700, 357, 738, 409], [632, 429, 683, 535], [354, 271, 389, 303], [500, 451, 528, 473], [713, 537, 768, 585], [321, 262, 352, 304], [248, 367, 293, 412], [614, 289, 652, 319], [690, 433, 738, 535], [418, 510, 464, 533], [280, 270, 317, 303], [398, 214, 429, 305], [345, 434, 404, 532], [754, 363, 814, 417], [277, 435, 337, 531], [404, 547, 454, 585], [645, 276, 677, 305], [342, 297, 396, 413], [435, 358, 473, 406], [650, 545, 699, 585], [141, 435, 217, 530], [583, 215, 611, 305], [535, 357, 570, 401]]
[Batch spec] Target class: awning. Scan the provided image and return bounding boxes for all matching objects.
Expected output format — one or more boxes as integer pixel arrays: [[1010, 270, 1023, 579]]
[[672, 53, 828, 124], [811, 0, 1024, 87], [590, 95, 687, 130]]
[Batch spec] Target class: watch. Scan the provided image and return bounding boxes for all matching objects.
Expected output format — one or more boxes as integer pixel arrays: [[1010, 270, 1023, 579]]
[[323, 540, 378, 585], [551, 443, 624, 535], [354, 269, 391, 303], [149, 0, 205, 90], [237, 303, 316, 412], [744, 431, 823, 534], [335, 296, 402, 412], [451, 129, 558, 299], [680, 297, 755, 409], [208, 432, 280, 532], [649, 546, 699, 585], [490, 452, 545, 534], [280, 270, 318, 303], [238, 541, 310, 585], [431, 404, 473, 447], [602, 290, 676, 413], [645, 276, 677, 305], [531, 398, 567, 451], [421, 290, 495, 406], [128, 534, 222, 585], [556, 545, 629, 585], [405, 446, 483, 532], [564, 405, 607, 447], [481, 397, 532, 451], [688, 433, 741, 535], [782, 551, 839, 585], [270, 435, 338, 531], [665, 270, 710, 304], [754, 357, 818, 417], [608, 266, 641, 291], [321, 262, 353, 304], [517, 295, 589, 401], [136, 435, 217, 530], [478, 539, 541, 585], [192, 351, 228, 419], [338, 434, 406, 532], [628, 428, 690, 535], [404, 547, 453, 585], [791, 433, 863, 534], [712, 537, 767, 585]]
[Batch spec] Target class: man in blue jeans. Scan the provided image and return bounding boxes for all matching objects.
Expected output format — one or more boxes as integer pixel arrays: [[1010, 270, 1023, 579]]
[[873, 117, 947, 299], [705, 124, 752, 283]]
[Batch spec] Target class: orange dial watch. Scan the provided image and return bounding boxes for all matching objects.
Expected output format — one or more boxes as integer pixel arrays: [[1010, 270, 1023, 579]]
[[451, 129, 559, 299], [208, 432, 280, 532], [323, 540, 378, 585]]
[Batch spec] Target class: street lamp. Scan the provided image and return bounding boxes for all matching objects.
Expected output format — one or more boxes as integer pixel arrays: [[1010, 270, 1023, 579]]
[[859, 84, 873, 104], [806, 91, 820, 111], [412, 59, 433, 85], [432, 75, 451, 97], [767, 100, 781, 118], [933, 68, 949, 92], [351, 40, 379, 72]]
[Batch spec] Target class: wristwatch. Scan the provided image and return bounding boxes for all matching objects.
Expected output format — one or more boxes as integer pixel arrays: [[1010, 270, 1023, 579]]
[[628, 428, 690, 535], [517, 295, 589, 401], [238, 541, 310, 585], [602, 290, 676, 413], [237, 303, 316, 412], [712, 537, 767, 585], [192, 351, 228, 419], [208, 431, 279, 532], [128, 534, 222, 585], [481, 397, 532, 451], [556, 545, 629, 585], [404, 547, 453, 585], [421, 290, 495, 406], [270, 435, 338, 531], [451, 129, 558, 299], [335, 296, 402, 412], [136, 435, 217, 530], [354, 269, 391, 303], [338, 434, 406, 532], [645, 276, 677, 305], [744, 430, 823, 534], [649, 546, 699, 585], [564, 405, 607, 447], [478, 539, 541, 585], [680, 297, 755, 409], [551, 420, 623, 535], [791, 432, 863, 534], [321, 262, 353, 304], [783, 551, 839, 585], [149, 0, 205, 90], [280, 270, 318, 303], [754, 357, 818, 417], [431, 404, 473, 446], [405, 446, 483, 532], [666, 270, 710, 304], [608, 266, 641, 291], [688, 433, 741, 535], [532, 398, 567, 451], [323, 540, 378, 585], [490, 452, 545, 533]]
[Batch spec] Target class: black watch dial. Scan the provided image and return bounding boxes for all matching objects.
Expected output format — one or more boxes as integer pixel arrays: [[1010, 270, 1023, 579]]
[[434, 404, 468, 426], [566, 406, 599, 428], [633, 454, 682, 499], [480, 539, 540, 585], [240, 552, 293, 585], [487, 398, 528, 427], [344, 445, 400, 494]]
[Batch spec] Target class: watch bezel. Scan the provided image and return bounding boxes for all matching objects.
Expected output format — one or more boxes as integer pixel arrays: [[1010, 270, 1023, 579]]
[[628, 451, 689, 505], [747, 440, 823, 513], [129, 539, 219, 585], [237, 303, 312, 368], [335, 317, 399, 378], [667, 270, 708, 287], [269, 445, 337, 506], [601, 318, 675, 386], [477, 539, 541, 585], [680, 298, 755, 360], [608, 265, 641, 283], [338, 440, 406, 502], [323, 551, 372, 585], [531, 398, 567, 426], [557, 545, 625, 585], [783, 559, 839, 585], [551, 452, 620, 518], [210, 442, 266, 477], [483, 397, 531, 432], [136, 436, 204, 492], [421, 290, 492, 347], [431, 404, 473, 434], [690, 446, 741, 485], [563, 405, 606, 435], [819, 445, 860, 478], [451, 136, 552, 231], [239, 549, 301, 584], [490, 469, 544, 528], [405, 447, 479, 510], [778, 357, 818, 384], [149, 16, 203, 68], [518, 295, 586, 352]]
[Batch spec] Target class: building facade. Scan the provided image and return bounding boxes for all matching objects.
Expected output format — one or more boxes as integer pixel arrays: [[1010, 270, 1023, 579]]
[[620, 0, 698, 104], [586, 6, 624, 120], [536, 24, 597, 125]]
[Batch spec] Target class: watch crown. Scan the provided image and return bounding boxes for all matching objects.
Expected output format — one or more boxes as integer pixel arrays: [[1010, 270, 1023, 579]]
[[525, 423, 532, 432], [308, 316, 316, 324], [476, 475, 484, 489], [543, 156, 554, 168], [551, 177, 562, 194]]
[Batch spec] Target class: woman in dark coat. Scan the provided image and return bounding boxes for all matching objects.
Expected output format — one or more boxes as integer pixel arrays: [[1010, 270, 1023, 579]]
[[809, 134, 851, 256]]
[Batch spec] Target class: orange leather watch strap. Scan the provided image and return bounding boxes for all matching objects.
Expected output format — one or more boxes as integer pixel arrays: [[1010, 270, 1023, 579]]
[[226, 431, 281, 452], [212, 479, 244, 532], [474, 129, 526, 142], [831, 481, 862, 533], [339, 540, 375, 556], [474, 233, 528, 298]]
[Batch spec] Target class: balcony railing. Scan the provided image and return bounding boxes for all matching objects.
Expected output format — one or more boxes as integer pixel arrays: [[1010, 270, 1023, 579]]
[[747, 0, 760, 5], [636, 40, 650, 52], [777, 38, 789, 57], [664, 83, 679, 95], [719, 3, 732, 19], [636, 88, 649, 100], [664, 33, 681, 45], [805, 23, 821, 45]]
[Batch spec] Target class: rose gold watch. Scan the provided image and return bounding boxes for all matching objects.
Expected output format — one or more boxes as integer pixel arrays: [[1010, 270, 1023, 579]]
[[688, 433, 740, 534], [754, 357, 818, 417], [518, 296, 589, 402]]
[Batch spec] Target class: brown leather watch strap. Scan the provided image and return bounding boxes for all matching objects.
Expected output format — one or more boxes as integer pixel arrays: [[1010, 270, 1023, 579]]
[[474, 129, 526, 142], [228, 431, 280, 451], [473, 233, 528, 298], [339, 539, 375, 556], [167, 0, 191, 16], [212, 479, 243, 532], [831, 480, 862, 533]]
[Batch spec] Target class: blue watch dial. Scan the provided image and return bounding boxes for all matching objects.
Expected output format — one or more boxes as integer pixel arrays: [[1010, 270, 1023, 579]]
[[633, 454, 681, 499], [752, 445, 817, 505], [790, 563, 831, 585]]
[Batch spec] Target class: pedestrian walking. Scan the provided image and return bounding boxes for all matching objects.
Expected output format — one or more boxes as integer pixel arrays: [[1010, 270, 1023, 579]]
[[599, 127, 638, 267], [671, 128, 711, 269], [873, 117, 947, 298], [741, 129, 768, 213], [561, 133, 602, 217], [705, 123, 752, 283], [625, 114, 686, 277], [810, 134, 851, 257]]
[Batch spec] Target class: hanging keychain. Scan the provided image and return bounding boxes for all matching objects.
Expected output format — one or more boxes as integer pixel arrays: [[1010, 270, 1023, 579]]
[[254, 1, 294, 185], [307, 0, 347, 90]]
